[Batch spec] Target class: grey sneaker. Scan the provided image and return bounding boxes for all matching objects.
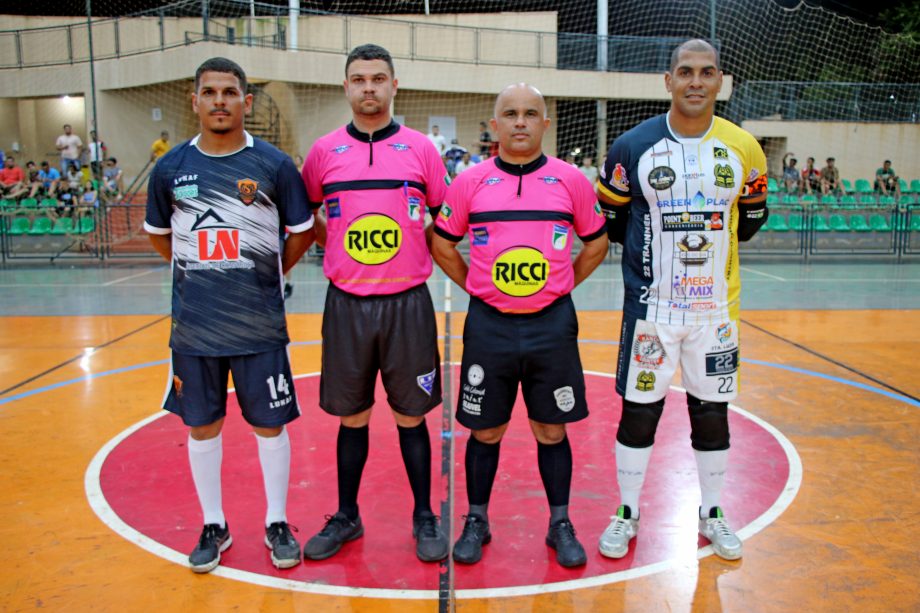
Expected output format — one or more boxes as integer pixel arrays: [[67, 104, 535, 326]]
[[413, 513, 449, 562], [264, 521, 301, 569], [452, 514, 491, 564], [189, 523, 232, 573], [699, 507, 742, 560], [545, 519, 587, 567], [598, 505, 639, 559], [303, 512, 364, 560]]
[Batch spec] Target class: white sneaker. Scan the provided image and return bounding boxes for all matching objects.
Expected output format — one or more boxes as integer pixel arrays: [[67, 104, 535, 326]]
[[698, 507, 742, 560], [598, 505, 639, 559]]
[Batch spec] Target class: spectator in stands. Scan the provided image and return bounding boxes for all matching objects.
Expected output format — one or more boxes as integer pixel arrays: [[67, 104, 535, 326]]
[[25, 161, 41, 197], [782, 153, 799, 193], [0, 156, 27, 200], [103, 157, 125, 201], [820, 157, 841, 195], [57, 177, 79, 216], [875, 160, 901, 197], [801, 157, 821, 195], [86, 130, 106, 179], [31, 161, 60, 198], [294, 154, 304, 173], [82, 181, 98, 208], [427, 125, 448, 155], [66, 165, 84, 191], [441, 152, 456, 178], [477, 121, 493, 157], [56, 124, 83, 175], [564, 152, 578, 168], [579, 155, 599, 186], [150, 130, 171, 162], [454, 151, 476, 175]]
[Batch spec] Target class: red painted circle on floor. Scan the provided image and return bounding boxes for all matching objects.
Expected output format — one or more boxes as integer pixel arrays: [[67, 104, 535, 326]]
[[99, 372, 789, 591]]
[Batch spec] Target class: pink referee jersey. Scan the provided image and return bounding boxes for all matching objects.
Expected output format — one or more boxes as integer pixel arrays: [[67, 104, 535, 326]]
[[303, 121, 449, 296], [435, 155, 606, 313]]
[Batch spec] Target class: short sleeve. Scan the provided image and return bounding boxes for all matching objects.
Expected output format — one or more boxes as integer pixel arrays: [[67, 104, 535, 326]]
[[433, 174, 471, 243], [422, 139, 449, 215], [276, 156, 313, 234], [739, 137, 768, 204], [569, 170, 607, 241], [597, 136, 632, 204], [144, 162, 173, 234], [302, 144, 325, 209]]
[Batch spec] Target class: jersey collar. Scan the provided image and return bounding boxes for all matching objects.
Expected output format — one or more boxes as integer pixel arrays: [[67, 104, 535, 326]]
[[494, 153, 548, 176], [665, 112, 714, 143], [190, 131, 254, 157], [346, 120, 400, 142]]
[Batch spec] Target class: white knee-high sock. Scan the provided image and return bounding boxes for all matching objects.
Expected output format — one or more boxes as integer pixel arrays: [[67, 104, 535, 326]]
[[188, 434, 225, 527], [257, 428, 291, 526], [615, 441, 654, 518], [694, 449, 729, 517]]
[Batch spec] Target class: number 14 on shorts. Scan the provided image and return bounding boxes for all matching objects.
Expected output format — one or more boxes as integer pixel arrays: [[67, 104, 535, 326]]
[[266, 373, 293, 409]]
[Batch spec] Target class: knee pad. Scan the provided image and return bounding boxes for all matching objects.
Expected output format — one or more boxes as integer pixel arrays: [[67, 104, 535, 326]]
[[616, 398, 664, 448], [687, 393, 729, 451]]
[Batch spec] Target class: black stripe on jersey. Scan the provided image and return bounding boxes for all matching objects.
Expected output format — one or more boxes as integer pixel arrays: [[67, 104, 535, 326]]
[[578, 226, 608, 243], [468, 210, 574, 224], [322, 179, 427, 195], [434, 225, 464, 243]]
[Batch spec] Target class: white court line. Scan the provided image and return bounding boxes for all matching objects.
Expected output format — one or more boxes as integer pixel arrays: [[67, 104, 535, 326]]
[[102, 269, 162, 286], [85, 371, 802, 601], [739, 266, 787, 281]]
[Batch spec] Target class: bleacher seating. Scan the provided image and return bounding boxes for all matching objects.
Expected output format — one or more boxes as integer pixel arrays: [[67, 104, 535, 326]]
[[869, 214, 892, 232], [840, 195, 858, 207], [813, 215, 831, 232], [79, 216, 95, 234], [27, 217, 52, 235], [854, 179, 873, 194], [829, 214, 850, 232], [842, 179, 854, 194], [858, 195, 877, 206], [20, 198, 38, 209], [40, 198, 57, 209], [909, 180, 920, 194], [767, 178, 780, 193], [820, 194, 837, 205], [51, 218, 75, 235], [9, 217, 30, 235], [850, 215, 871, 232]]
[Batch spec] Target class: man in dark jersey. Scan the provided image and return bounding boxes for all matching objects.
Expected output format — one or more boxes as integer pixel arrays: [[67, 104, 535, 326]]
[[596, 40, 768, 561], [145, 57, 314, 573], [432, 83, 608, 567], [301, 44, 450, 562]]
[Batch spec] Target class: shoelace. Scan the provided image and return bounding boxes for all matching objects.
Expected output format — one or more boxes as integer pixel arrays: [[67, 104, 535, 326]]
[[552, 521, 578, 544], [320, 514, 351, 536], [707, 518, 734, 538], [199, 524, 222, 546], [268, 522, 299, 543], [460, 515, 487, 539], [417, 516, 440, 538], [607, 517, 631, 537]]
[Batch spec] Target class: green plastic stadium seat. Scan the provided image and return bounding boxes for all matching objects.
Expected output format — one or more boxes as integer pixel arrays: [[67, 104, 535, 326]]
[[800, 194, 817, 206], [9, 217, 30, 235], [868, 214, 892, 232], [911, 216, 920, 232], [40, 197, 58, 208], [839, 195, 858, 208], [854, 179, 873, 194], [782, 194, 799, 205], [850, 215, 871, 232], [858, 195, 877, 206], [842, 179, 854, 193], [829, 214, 850, 232], [788, 213, 806, 231], [878, 195, 896, 207], [19, 197, 38, 209], [767, 178, 779, 193], [1, 198, 16, 210], [79, 217, 96, 234], [899, 179, 909, 194], [899, 195, 916, 206], [909, 179, 920, 194], [768, 214, 789, 232], [820, 194, 838, 205], [813, 215, 831, 232], [766, 194, 780, 205], [28, 217, 52, 235], [51, 218, 74, 235]]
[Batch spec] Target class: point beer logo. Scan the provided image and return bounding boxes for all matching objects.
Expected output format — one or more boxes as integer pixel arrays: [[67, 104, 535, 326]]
[[345, 214, 402, 265], [492, 246, 549, 297]]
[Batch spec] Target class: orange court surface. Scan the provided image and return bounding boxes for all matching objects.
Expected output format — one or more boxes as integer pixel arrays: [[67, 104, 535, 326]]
[[1, 259, 919, 612]]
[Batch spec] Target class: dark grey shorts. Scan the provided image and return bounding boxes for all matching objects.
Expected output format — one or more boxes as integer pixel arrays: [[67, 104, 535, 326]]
[[320, 282, 442, 416]]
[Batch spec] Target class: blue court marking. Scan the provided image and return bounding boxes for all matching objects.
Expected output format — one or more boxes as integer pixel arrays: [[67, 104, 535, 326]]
[[3, 346, 918, 409]]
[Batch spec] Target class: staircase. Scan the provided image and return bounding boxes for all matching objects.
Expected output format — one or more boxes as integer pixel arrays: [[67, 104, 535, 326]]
[[248, 84, 282, 148]]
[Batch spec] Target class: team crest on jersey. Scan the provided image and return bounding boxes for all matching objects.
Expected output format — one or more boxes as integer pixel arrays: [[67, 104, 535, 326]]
[[484, 177, 503, 186], [389, 143, 411, 152], [552, 224, 568, 250], [648, 166, 676, 190], [417, 369, 436, 396], [635, 370, 656, 392], [541, 176, 559, 185], [332, 144, 352, 154], [472, 227, 489, 246], [686, 154, 699, 167], [553, 386, 575, 412], [714, 164, 735, 188], [440, 203, 452, 219], [237, 179, 258, 205], [594, 202, 603, 216], [612, 163, 629, 191], [633, 334, 666, 368], [408, 196, 421, 221], [325, 197, 341, 218], [717, 322, 732, 343], [676, 234, 714, 266], [713, 147, 729, 160]]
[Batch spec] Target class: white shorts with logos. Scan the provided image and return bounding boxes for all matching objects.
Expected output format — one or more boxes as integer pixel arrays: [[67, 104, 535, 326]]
[[615, 315, 740, 403]]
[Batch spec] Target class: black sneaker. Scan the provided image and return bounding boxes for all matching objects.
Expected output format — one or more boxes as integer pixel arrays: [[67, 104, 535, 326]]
[[189, 523, 232, 573], [546, 519, 587, 568], [283, 283, 293, 300], [452, 514, 491, 564], [303, 512, 364, 560], [413, 513, 449, 562], [264, 521, 301, 569]]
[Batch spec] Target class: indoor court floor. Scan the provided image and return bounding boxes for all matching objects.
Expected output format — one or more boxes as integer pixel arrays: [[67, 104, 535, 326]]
[[1, 255, 918, 612]]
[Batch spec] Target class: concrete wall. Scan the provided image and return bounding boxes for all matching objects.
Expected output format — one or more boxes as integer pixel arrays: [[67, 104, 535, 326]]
[[744, 120, 920, 183]]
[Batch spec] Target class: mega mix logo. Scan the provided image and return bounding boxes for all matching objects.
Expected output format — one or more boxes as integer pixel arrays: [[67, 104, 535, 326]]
[[345, 214, 402, 265], [492, 246, 549, 297]]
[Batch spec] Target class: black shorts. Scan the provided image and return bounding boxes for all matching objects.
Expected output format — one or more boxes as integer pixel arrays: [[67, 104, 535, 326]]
[[163, 347, 300, 428], [456, 295, 588, 430], [320, 282, 442, 416]]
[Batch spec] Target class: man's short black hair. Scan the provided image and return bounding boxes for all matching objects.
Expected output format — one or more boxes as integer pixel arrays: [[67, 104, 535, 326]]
[[195, 57, 247, 93], [40, 161, 49, 167], [107, 157, 118, 164], [669, 39, 720, 72], [884, 159, 892, 164], [345, 44, 394, 76]]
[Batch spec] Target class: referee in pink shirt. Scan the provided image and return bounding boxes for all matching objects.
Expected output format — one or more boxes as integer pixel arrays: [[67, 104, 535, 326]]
[[431, 83, 608, 567]]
